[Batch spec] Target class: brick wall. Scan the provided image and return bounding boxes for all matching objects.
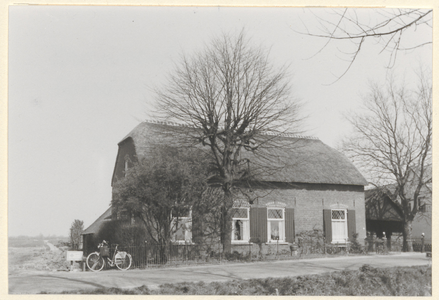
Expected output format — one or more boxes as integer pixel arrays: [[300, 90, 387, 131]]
[[235, 183, 366, 244]]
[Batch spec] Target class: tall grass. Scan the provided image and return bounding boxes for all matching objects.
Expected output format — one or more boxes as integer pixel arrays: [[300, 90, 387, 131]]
[[56, 265, 431, 296]]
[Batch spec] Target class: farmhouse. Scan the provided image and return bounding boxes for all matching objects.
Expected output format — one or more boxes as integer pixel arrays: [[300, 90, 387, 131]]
[[106, 121, 368, 249]]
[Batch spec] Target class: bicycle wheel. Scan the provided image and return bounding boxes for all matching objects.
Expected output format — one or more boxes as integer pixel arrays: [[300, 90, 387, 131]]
[[86, 252, 105, 272], [115, 251, 132, 271]]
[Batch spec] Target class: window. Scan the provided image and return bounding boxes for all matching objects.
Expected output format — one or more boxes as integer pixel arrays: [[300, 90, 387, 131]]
[[172, 210, 192, 243], [232, 208, 250, 243], [124, 158, 129, 177], [331, 209, 348, 243], [267, 208, 285, 242]]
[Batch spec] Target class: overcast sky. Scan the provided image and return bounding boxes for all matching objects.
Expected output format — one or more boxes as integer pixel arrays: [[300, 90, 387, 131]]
[[8, 6, 431, 237]]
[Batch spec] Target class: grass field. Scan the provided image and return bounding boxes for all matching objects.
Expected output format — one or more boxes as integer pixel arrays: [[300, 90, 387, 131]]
[[9, 238, 46, 248], [8, 237, 70, 275], [57, 265, 431, 296], [9, 236, 68, 248]]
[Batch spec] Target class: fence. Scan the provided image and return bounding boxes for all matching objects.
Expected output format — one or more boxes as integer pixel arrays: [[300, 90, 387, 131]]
[[113, 243, 262, 268], [412, 238, 432, 252], [108, 240, 364, 269], [112, 243, 228, 268], [101, 236, 429, 269]]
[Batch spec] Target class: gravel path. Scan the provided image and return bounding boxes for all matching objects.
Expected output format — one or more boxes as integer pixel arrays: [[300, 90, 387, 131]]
[[44, 241, 61, 252]]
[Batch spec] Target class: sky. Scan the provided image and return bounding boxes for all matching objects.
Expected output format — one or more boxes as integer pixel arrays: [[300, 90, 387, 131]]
[[7, 6, 432, 237]]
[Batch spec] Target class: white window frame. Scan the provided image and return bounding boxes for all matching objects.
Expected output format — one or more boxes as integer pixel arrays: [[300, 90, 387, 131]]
[[172, 210, 192, 244], [267, 207, 285, 243], [331, 209, 348, 243], [231, 207, 250, 243]]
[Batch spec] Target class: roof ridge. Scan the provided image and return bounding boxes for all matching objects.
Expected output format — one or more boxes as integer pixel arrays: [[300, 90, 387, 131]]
[[143, 120, 319, 140], [260, 131, 320, 140], [144, 119, 196, 128]]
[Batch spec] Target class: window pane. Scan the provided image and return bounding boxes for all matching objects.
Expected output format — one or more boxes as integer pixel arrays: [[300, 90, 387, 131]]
[[332, 210, 345, 220], [232, 219, 249, 242], [332, 221, 347, 241], [233, 208, 248, 219], [174, 219, 191, 241], [268, 209, 283, 219], [270, 221, 280, 240], [233, 220, 244, 240]]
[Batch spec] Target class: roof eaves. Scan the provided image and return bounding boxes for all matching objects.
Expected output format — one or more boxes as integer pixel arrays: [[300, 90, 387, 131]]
[[82, 207, 112, 235]]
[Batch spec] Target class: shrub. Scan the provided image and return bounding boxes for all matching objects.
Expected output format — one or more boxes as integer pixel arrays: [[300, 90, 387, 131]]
[[349, 233, 364, 253], [296, 229, 325, 254], [94, 220, 148, 246], [58, 265, 431, 295], [224, 251, 247, 261]]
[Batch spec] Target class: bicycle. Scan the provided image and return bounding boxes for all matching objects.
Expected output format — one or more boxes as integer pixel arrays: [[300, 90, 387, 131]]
[[86, 240, 132, 272], [375, 240, 389, 255]]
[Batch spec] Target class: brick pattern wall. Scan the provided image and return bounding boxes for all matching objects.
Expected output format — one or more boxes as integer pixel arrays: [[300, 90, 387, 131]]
[[236, 186, 366, 244]]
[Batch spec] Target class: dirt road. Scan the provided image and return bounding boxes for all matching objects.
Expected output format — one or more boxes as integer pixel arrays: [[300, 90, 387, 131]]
[[44, 241, 61, 252], [9, 252, 430, 294]]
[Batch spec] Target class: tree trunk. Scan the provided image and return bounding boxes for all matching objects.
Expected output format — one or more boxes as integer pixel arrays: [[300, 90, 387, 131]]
[[159, 244, 168, 264], [220, 186, 233, 253], [192, 208, 203, 244], [402, 220, 413, 252]]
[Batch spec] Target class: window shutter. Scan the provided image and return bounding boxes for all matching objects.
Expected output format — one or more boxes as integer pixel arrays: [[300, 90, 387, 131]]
[[191, 209, 202, 244], [323, 209, 332, 243], [250, 207, 267, 243], [347, 210, 356, 241], [285, 208, 295, 243]]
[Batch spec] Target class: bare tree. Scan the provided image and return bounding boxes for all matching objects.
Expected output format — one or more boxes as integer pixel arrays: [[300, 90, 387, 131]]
[[154, 31, 302, 252], [302, 8, 432, 81], [69, 219, 84, 250], [342, 69, 432, 251]]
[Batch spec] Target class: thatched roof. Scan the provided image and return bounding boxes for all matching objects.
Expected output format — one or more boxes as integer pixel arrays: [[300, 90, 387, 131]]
[[82, 207, 112, 235], [115, 121, 367, 186]]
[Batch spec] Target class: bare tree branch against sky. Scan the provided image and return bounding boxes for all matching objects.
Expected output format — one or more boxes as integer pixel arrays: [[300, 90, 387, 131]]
[[299, 8, 432, 83]]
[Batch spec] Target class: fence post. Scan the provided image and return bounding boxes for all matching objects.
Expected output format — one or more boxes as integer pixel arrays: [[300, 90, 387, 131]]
[[144, 245, 148, 268], [249, 242, 251, 261]]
